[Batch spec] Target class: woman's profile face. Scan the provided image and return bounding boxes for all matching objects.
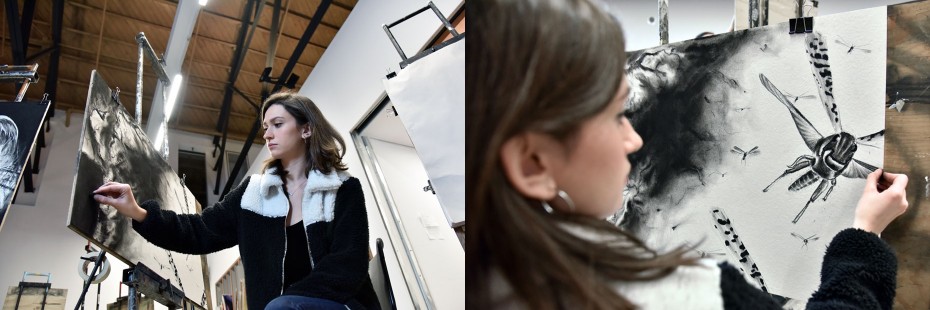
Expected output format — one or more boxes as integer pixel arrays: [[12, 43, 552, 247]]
[[262, 104, 307, 161], [555, 78, 643, 218]]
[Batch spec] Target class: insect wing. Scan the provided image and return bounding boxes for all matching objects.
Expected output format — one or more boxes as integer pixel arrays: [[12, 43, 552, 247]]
[[807, 33, 843, 133], [841, 159, 878, 179], [759, 73, 823, 151]]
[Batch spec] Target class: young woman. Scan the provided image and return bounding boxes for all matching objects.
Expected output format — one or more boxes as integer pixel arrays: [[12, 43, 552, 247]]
[[467, 0, 910, 309], [94, 92, 380, 310]]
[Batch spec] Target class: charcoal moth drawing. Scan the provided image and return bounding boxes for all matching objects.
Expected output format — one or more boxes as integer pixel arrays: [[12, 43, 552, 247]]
[[614, 8, 886, 300]]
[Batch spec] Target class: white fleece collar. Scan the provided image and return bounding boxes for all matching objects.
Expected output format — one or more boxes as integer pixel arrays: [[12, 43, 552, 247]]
[[243, 167, 350, 225]]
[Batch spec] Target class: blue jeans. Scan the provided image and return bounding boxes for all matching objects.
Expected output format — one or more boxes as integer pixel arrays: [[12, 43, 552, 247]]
[[265, 295, 347, 310]]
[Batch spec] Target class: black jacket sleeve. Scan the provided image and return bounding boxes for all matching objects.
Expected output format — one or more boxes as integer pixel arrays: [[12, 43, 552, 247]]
[[806, 228, 897, 310], [131, 176, 250, 255], [284, 177, 371, 303], [719, 262, 782, 310]]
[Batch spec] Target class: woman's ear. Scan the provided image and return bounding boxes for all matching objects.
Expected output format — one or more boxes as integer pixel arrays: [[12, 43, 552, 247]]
[[499, 132, 563, 201], [301, 125, 312, 138]]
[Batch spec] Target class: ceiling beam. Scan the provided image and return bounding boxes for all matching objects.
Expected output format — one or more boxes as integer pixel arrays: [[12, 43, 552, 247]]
[[198, 2, 335, 49], [214, 0, 261, 194], [57, 52, 267, 107], [185, 103, 255, 120], [43, 0, 65, 117], [76, 0, 333, 52], [331, 1, 352, 12], [5, 0, 26, 64], [17, 12, 315, 80], [273, 0, 329, 93], [146, 0, 204, 138], [57, 54, 265, 113]]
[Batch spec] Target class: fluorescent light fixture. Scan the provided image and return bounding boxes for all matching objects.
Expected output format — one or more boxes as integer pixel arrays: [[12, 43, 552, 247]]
[[165, 74, 183, 122], [199, 0, 208, 6], [153, 124, 166, 150]]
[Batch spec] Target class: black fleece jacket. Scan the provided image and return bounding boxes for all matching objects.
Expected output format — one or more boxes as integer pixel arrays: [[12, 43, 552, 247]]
[[719, 228, 897, 309], [132, 176, 380, 310]]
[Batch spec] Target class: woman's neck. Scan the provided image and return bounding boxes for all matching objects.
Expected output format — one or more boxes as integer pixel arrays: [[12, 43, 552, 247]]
[[280, 154, 309, 183]]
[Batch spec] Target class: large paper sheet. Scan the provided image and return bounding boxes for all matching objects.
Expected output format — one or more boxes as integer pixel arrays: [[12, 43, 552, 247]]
[[618, 7, 886, 300], [383, 38, 465, 225]]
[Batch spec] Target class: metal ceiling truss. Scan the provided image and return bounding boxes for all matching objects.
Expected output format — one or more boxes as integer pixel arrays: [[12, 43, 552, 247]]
[[213, 0, 264, 194], [218, 0, 332, 199], [5, 0, 47, 196]]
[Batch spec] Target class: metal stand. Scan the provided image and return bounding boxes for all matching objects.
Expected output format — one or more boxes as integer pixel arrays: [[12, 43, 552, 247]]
[[0, 64, 39, 102], [135, 32, 174, 160], [382, 1, 462, 69], [14, 272, 52, 310], [122, 263, 187, 310], [0, 64, 47, 197], [75, 251, 106, 310]]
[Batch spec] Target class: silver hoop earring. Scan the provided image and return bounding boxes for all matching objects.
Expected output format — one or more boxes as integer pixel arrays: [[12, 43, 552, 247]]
[[541, 200, 555, 214], [558, 190, 576, 212], [541, 190, 576, 213]]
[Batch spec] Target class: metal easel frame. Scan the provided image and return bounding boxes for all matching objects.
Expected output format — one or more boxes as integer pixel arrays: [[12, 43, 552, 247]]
[[135, 32, 173, 160], [0, 64, 39, 102], [382, 1, 463, 70], [15, 272, 52, 310]]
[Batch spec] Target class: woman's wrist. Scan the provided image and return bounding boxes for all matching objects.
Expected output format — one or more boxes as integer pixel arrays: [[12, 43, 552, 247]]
[[132, 203, 147, 222], [853, 220, 880, 237]]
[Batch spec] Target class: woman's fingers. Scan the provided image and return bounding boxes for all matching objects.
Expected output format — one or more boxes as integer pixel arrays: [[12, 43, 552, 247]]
[[888, 173, 909, 191], [864, 169, 882, 193], [93, 194, 114, 205], [93, 184, 121, 195]]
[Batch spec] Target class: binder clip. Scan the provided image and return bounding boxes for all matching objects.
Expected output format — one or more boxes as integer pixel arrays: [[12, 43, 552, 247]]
[[788, 17, 813, 34]]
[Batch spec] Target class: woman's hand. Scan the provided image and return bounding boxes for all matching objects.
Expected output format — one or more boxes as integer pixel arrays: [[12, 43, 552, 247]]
[[853, 169, 909, 236], [93, 182, 147, 222]]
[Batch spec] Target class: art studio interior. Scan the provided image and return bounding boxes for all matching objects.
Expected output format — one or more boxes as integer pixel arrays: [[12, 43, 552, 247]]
[[0, 1, 464, 310], [468, 0, 929, 309], [3, 0, 930, 309], [464, 0, 930, 308]]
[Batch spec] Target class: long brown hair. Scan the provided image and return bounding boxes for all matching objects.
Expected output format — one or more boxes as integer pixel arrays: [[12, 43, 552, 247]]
[[260, 92, 347, 177], [467, 0, 696, 309]]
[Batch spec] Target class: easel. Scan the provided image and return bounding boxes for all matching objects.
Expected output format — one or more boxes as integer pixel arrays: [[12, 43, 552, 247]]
[[13, 272, 52, 310], [135, 32, 174, 160], [73, 254, 198, 310], [74, 251, 107, 310], [381, 1, 461, 70], [0, 63, 48, 200], [0, 64, 39, 102], [121, 263, 188, 310]]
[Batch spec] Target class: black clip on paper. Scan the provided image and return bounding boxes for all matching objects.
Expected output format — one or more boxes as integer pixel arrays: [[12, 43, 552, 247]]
[[789, 17, 814, 34]]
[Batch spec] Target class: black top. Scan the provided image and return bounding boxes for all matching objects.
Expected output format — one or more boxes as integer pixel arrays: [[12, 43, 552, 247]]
[[133, 176, 381, 310], [718, 228, 898, 310], [284, 220, 312, 290]]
